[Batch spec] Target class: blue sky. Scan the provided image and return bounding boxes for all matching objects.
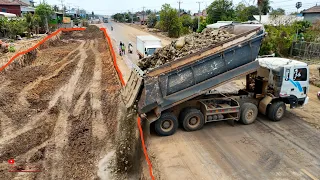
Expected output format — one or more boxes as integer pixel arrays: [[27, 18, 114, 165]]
[[44, 0, 319, 15]]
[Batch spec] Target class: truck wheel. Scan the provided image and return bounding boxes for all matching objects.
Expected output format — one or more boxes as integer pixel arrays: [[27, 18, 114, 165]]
[[154, 112, 178, 136], [268, 101, 286, 121], [240, 103, 258, 125], [181, 108, 205, 131]]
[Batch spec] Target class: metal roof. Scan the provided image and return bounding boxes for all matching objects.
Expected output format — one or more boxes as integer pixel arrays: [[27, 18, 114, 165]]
[[137, 35, 161, 41], [302, 6, 320, 14], [0, 0, 28, 6]]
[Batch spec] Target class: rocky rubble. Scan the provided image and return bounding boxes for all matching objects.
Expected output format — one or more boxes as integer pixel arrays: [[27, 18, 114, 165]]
[[138, 28, 236, 71]]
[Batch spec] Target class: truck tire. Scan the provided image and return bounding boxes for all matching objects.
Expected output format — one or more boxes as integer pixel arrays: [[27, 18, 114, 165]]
[[154, 112, 178, 136], [181, 108, 205, 131], [240, 103, 258, 125], [268, 101, 286, 121]]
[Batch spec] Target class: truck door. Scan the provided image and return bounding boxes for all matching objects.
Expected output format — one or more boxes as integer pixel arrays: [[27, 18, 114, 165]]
[[282, 66, 308, 99], [292, 66, 309, 98]]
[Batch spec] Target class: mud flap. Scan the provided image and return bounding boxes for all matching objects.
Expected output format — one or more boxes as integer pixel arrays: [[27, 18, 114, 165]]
[[258, 96, 273, 115]]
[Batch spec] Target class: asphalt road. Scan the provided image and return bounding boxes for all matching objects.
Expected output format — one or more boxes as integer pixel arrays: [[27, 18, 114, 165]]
[[104, 22, 320, 180]]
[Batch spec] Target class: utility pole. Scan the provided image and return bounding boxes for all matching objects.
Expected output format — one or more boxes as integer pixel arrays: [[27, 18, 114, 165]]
[[257, 0, 262, 23], [76, 6, 80, 18], [142, 6, 146, 25], [59, 0, 65, 16], [131, 9, 134, 24], [67, 3, 71, 14], [177, 1, 183, 16], [196, 2, 202, 31]]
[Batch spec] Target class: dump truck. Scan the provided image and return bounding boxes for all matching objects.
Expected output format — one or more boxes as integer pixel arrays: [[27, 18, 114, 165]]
[[123, 24, 310, 136], [136, 35, 162, 59]]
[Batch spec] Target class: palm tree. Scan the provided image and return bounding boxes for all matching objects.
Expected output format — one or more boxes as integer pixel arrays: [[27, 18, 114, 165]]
[[53, 5, 59, 12]]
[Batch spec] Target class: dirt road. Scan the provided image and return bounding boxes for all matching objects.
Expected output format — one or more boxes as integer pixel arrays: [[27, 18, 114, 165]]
[[0, 28, 121, 179], [147, 84, 320, 180], [106, 22, 320, 180]]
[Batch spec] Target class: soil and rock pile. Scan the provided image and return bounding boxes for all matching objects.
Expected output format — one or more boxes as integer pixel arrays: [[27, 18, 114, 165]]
[[138, 28, 236, 71]]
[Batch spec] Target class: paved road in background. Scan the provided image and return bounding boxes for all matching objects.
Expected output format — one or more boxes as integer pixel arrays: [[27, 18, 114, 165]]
[[103, 22, 169, 70], [104, 22, 320, 180]]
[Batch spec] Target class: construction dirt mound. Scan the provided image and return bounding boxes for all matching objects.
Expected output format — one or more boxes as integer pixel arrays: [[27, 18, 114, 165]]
[[61, 25, 104, 40], [138, 28, 236, 71]]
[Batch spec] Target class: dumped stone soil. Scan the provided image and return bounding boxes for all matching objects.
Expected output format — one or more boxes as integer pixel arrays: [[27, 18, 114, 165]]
[[138, 28, 236, 71], [0, 26, 123, 180]]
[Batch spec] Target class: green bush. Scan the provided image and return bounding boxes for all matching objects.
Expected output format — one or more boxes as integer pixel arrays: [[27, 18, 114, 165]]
[[259, 21, 316, 56], [147, 13, 157, 28], [197, 18, 207, 33], [168, 20, 181, 38]]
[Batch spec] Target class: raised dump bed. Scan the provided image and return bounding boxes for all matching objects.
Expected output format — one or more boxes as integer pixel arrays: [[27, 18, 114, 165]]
[[122, 24, 265, 119]]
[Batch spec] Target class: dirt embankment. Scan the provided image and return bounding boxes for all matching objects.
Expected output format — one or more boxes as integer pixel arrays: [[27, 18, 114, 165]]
[[0, 26, 127, 180]]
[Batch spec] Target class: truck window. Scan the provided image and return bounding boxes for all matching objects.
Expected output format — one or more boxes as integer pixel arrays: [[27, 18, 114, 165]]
[[284, 69, 290, 81], [147, 48, 156, 55], [293, 68, 307, 81]]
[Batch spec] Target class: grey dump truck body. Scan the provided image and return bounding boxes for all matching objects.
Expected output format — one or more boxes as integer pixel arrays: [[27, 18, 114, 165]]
[[123, 24, 265, 120]]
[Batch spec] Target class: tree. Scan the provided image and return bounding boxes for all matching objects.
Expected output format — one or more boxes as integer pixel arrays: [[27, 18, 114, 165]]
[[112, 13, 125, 22], [197, 16, 207, 33], [53, 5, 59, 12], [25, 13, 40, 37], [147, 13, 157, 28], [259, 0, 271, 15], [35, 3, 54, 32], [180, 15, 192, 28], [159, 4, 179, 32], [206, 0, 235, 24], [192, 17, 198, 32], [63, 6, 67, 14], [235, 3, 259, 22], [270, 8, 285, 16], [146, 9, 152, 15]]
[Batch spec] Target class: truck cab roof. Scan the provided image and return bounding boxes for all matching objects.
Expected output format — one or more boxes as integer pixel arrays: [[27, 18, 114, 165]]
[[137, 35, 161, 41], [258, 57, 307, 70]]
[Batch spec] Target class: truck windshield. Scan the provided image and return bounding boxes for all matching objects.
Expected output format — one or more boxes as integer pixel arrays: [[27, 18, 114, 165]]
[[147, 48, 156, 55]]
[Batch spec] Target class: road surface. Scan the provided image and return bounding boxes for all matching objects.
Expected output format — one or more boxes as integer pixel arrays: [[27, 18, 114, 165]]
[[103, 22, 170, 82], [105, 22, 320, 180]]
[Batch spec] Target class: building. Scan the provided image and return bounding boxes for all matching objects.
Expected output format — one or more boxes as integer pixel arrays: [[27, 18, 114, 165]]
[[302, 5, 320, 23], [20, 0, 34, 7], [0, 0, 28, 16], [193, 9, 207, 18], [253, 15, 303, 26]]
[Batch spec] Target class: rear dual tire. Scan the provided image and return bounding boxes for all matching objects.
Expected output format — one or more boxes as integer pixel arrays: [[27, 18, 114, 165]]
[[154, 113, 178, 136], [240, 103, 258, 125], [180, 108, 205, 131]]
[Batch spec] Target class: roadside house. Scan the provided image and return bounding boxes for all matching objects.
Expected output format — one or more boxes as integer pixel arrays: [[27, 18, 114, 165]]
[[0, 0, 28, 16], [253, 15, 303, 26], [302, 5, 320, 23]]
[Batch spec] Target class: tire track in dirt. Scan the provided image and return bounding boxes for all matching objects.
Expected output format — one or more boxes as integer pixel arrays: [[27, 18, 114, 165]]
[[90, 39, 106, 141], [46, 41, 93, 179], [1, 27, 122, 180], [0, 43, 83, 145]]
